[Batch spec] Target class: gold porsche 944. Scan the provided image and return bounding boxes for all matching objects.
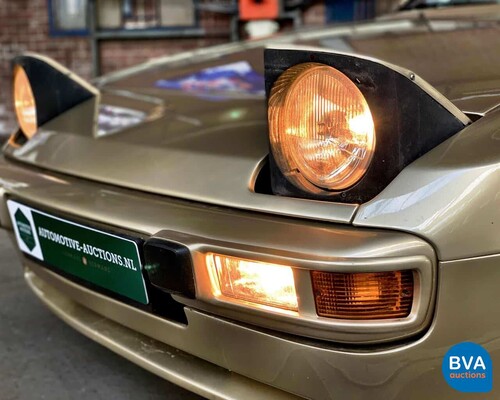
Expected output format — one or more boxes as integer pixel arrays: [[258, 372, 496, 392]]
[[3, 3, 500, 399]]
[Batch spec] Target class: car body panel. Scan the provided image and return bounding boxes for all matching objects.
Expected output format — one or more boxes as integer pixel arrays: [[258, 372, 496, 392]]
[[3, 5, 500, 398], [355, 106, 500, 261], [20, 246, 500, 400], [0, 157, 431, 264]]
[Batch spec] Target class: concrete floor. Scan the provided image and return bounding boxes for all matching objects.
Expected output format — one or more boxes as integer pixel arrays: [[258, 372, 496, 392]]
[[0, 230, 202, 400]]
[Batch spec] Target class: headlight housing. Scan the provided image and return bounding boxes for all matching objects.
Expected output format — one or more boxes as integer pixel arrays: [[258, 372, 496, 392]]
[[9, 53, 99, 145], [264, 47, 470, 203], [269, 62, 376, 192]]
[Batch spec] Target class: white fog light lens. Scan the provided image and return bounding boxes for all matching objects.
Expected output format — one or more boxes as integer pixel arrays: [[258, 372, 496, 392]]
[[206, 253, 298, 311]]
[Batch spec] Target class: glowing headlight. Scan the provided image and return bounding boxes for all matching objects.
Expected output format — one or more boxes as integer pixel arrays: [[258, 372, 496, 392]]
[[206, 253, 298, 312], [13, 66, 37, 138], [268, 63, 375, 191]]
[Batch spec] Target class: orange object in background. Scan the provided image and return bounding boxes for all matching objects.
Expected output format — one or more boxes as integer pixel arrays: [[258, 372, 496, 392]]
[[239, 0, 280, 20]]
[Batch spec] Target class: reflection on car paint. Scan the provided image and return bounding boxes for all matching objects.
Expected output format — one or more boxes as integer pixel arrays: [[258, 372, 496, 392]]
[[154, 61, 265, 100], [97, 105, 147, 137]]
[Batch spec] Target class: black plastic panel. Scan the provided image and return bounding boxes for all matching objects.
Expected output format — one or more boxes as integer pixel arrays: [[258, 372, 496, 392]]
[[143, 238, 196, 299], [13, 55, 96, 127]]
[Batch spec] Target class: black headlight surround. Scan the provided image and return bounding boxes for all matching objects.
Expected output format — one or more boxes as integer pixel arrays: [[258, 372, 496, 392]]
[[12, 54, 98, 131], [264, 48, 470, 203]]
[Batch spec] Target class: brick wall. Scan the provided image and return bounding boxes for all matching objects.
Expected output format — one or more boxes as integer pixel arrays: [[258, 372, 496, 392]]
[[303, 1, 326, 25], [99, 37, 225, 75], [99, 7, 232, 75]]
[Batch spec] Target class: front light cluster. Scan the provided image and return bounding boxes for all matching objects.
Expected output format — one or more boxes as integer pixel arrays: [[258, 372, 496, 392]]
[[205, 252, 414, 320], [268, 63, 375, 192]]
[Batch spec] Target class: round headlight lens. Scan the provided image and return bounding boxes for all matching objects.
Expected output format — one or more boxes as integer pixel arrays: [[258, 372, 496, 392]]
[[13, 66, 37, 138], [269, 63, 375, 191]]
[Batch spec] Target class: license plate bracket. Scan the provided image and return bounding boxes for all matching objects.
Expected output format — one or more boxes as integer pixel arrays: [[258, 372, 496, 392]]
[[8, 200, 149, 305]]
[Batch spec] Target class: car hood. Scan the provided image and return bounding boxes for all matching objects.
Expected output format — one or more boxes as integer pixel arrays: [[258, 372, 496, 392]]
[[7, 7, 500, 224]]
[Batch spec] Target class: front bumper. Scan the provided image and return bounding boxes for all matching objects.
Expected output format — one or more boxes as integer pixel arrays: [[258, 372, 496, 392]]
[[24, 264, 298, 400], [2, 157, 500, 399]]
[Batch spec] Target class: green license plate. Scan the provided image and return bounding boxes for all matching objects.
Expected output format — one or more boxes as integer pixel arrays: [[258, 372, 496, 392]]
[[8, 200, 149, 304]]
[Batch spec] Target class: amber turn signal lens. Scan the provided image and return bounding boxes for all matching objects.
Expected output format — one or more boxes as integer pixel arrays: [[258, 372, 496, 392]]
[[206, 253, 298, 311], [13, 66, 37, 138], [311, 270, 413, 320], [269, 63, 375, 191]]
